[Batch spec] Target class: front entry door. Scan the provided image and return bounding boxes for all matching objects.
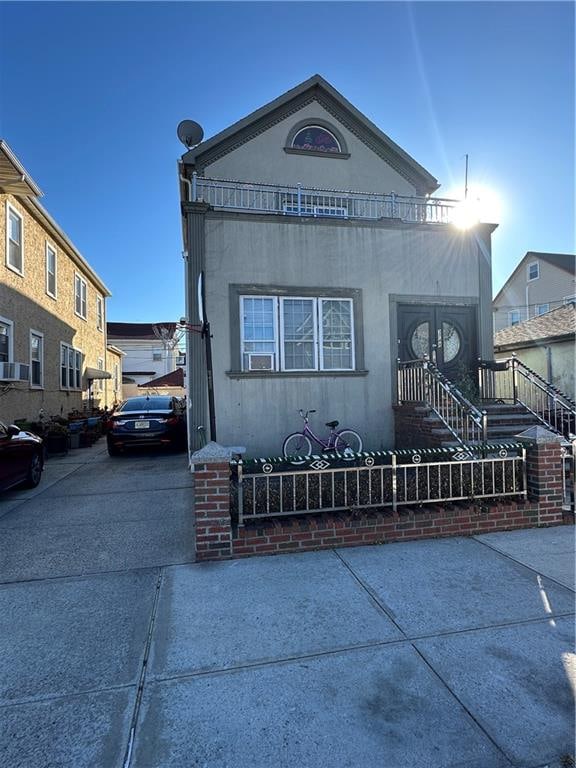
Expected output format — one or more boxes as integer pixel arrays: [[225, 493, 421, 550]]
[[397, 304, 477, 378]]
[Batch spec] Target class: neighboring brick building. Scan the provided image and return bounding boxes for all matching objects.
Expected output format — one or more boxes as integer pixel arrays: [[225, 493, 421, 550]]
[[0, 139, 120, 423]]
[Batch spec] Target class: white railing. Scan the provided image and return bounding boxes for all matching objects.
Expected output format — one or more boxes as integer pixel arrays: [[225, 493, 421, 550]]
[[191, 174, 458, 225]]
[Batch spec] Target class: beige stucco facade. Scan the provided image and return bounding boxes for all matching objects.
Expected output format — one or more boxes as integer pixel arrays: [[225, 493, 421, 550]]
[[0, 191, 117, 423], [494, 342, 575, 401], [493, 253, 576, 332]]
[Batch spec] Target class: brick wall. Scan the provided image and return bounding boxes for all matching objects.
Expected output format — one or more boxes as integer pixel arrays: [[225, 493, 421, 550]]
[[394, 404, 448, 448], [192, 441, 573, 562]]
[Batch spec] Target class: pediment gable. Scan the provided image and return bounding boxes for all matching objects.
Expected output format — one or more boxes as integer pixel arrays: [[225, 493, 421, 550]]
[[182, 75, 439, 195]]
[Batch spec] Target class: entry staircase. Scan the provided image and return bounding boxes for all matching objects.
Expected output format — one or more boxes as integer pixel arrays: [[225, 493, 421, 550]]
[[396, 355, 576, 451]]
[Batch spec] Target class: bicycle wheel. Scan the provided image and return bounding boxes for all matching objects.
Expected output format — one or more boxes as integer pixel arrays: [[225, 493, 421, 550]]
[[334, 429, 363, 459], [282, 433, 313, 464]]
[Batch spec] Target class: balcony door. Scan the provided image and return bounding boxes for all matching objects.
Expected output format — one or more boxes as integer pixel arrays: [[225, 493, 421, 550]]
[[397, 304, 477, 379]]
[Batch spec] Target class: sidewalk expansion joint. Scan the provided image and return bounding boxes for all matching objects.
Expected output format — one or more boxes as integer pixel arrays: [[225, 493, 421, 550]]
[[472, 535, 576, 593], [122, 566, 165, 768], [0, 682, 136, 710]]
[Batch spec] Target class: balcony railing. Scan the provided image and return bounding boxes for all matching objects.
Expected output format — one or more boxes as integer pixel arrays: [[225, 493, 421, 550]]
[[190, 174, 458, 225]]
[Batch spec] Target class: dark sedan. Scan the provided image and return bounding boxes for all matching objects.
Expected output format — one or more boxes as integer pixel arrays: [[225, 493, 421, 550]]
[[0, 421, 44, 491], [106, 396, 187, 456]]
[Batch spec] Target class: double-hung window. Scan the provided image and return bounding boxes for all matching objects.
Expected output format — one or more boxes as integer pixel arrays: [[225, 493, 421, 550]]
[[6, 204, 23, 275], [528, 262, 539, 281], [240, 295, 354, 372], [30, 331, 44, 388], [535, 303, 549, 316], [74, 274, 87, 319], [96, 296, 103, 331], [60, 343, 82, 390], [0, 317, 14, 363], [46, 243, 57, 298]]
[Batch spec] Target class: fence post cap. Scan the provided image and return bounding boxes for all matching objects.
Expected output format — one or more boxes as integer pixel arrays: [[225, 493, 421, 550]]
[[515, 426, 564, 445], [190, 441, 243, 464]]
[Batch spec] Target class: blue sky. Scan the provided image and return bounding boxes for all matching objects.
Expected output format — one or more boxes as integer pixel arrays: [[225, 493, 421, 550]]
[[1, 1, 573, 322]]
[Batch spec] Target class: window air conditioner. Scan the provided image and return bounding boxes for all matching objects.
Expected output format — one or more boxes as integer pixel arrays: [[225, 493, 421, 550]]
[[0, 362, 30, 382], [248, 353, 274, 371]]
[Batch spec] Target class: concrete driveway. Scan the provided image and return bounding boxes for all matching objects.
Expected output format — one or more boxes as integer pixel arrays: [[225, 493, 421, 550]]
[[0, 445, 574, 768]]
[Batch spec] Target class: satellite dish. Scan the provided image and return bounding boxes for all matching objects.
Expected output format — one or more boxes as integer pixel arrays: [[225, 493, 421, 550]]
[[177, 120, 204, 149]]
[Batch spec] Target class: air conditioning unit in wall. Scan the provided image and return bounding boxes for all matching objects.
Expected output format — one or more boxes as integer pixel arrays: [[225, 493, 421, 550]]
[[0, 362, 30, 382]]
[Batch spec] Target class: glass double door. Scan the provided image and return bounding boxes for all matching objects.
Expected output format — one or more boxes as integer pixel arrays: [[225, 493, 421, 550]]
[[397, 304, 477, 378]]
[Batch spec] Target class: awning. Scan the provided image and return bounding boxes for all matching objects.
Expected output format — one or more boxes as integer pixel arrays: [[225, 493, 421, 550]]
[[85, 367, 112, 380]]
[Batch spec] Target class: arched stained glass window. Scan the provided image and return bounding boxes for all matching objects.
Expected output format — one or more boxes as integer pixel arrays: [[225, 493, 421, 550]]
[[291, 126, 341, 153]]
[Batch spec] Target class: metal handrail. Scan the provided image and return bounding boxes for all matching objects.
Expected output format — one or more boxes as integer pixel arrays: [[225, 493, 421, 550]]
[[191, 174, 459, 225], [478, 355, 576, 438], [397, 358, 487, 449]]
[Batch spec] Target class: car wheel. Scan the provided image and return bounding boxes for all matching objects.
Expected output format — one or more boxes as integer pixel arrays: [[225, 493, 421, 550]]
[[107, 442, 121, 457], [23, 452, 43, 488]]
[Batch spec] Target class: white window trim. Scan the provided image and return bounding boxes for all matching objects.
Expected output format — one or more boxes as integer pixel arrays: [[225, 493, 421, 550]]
[[5, 202, 24, 276], [535, 303, 550, 316], [319, 297, 355, 371], [96, 295, 103, 331], [45, 241, 57, 299], [240, 295, 280, 372], [563, 295, 576, 304], [0, 315, 14, 362], [527, 261, 539, 281], [60, 342, 83, 391], [74, 273, 88, 320], [508, 310, 521, 326], [239, 295, 356, 373], [30, 329, 44, 389], [96, 357, 104, 391], [279, 296, 319, 372]]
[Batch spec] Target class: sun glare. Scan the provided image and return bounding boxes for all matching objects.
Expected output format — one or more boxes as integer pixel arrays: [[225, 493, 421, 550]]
[[449, 185, 503, 230]]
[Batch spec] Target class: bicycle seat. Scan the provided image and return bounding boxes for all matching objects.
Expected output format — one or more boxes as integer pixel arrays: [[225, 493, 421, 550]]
[[325, 420, 339, 429]]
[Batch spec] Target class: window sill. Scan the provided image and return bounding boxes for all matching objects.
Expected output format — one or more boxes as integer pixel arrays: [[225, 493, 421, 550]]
[[283, 147, 350, 160], [74, 312, 87, 322], [227, 369, 369, 380], [6, 262, 24, 277]]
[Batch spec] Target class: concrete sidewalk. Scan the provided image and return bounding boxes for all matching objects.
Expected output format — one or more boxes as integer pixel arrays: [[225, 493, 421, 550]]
[[0, 451, 574, 768]]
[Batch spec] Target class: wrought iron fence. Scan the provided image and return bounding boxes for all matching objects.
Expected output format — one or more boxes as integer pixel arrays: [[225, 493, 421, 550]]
[[231, 445, 526, 523], [397, 359, 487, 448], [192, 174, 458, 225], [479, 356, 576, 439]]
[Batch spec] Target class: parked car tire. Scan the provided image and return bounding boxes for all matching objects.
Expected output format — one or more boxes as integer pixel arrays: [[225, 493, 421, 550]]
[[107, 441, 121, 457], [23, 452, 43, 488]]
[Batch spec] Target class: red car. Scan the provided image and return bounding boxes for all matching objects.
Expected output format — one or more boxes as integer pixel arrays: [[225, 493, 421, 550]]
[[0, 421, 44, 491]]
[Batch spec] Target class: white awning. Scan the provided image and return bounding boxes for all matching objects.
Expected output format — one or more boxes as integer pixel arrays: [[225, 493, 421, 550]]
[[85, 367, 112, 380]]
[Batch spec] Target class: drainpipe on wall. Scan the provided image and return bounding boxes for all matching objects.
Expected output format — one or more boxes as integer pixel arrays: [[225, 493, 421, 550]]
[[545, 345, 553, 383]]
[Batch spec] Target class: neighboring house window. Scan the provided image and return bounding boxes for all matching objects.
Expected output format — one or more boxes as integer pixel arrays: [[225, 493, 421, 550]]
[[563, 295, 576, 304], [96, 296, 103, 331], [291, 126, 341, 153], [240, 295, 355, 372], [96, 357, 104, 391], [46, 243, 57, 298], [528, 262, 539, 281], [60, 343, 83, 390], [114, 363, 119, 393], [509, 310, 521, 326], [74, 274, 87, 319], [153, 351, 162, 361], [0, 317, 14, 363], [6, 204, 23, 275], [535, 303, 549, 316], [30, 331, 44, 388]]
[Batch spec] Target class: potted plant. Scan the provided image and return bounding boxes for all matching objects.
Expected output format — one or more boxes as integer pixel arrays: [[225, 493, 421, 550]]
[[44, 421, 70, 455]]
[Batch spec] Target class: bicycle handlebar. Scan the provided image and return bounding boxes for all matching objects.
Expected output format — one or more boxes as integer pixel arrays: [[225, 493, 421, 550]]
[[298, 409, 316, 419]]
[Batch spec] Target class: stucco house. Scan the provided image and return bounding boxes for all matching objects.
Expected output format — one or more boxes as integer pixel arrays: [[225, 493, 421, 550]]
[[0, 140, 122, 424], [494, 302, 576, 400], [493, 252, 576, 333], [178, 75, 497, 456]]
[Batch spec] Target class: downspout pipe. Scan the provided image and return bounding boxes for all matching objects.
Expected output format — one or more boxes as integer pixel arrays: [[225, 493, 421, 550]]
[[179, 162, 194, 462]]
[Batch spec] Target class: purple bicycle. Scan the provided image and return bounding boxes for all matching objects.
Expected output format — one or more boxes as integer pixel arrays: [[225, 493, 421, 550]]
[[282, 409, 363, 463]]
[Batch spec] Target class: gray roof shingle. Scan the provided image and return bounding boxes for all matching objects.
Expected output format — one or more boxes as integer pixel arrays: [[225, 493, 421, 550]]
[[494, 302, 576, 348]]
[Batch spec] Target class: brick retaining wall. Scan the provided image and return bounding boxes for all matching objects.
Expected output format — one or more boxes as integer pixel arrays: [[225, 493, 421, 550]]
[[191, 440, 573, 562]]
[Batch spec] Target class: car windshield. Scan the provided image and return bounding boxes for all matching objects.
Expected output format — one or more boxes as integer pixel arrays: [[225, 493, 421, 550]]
[[118, 397, 172, 411]]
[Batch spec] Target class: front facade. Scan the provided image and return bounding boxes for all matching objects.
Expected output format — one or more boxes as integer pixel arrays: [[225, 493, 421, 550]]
[[494, 302, 576, 400], [493, 252, 576, 332], [106, 322, 182, 398], [179, 76, 496, 456], [0, 140, 117, 424]]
